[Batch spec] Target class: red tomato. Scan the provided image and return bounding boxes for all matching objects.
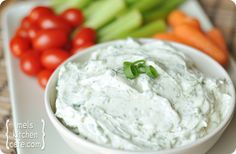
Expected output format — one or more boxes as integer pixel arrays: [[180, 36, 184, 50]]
[[16, 27, 29, 39], [10, 36, 31, 58], [27, 25, 40, 40], [73, 27, 96, 47], [21, 16, 34, 29], [37, 69, 53, 89], [60, 8, 84, 27], [38, 15, 72, 34], [71, 41, 94, 55], [63, 41, 72, 51], [33, 29, 68, 51], [20, 52, 42, 76], [28, 6, 54, 23], [21, 49, 40, 56], [41, 49, 70, 69]]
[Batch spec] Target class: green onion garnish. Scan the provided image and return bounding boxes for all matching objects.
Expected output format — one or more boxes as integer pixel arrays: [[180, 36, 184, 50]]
[[123, 60, 159, 79], [133, 59, 145, 65], [123, 62, 139, 79], [137, 64, 146, 73], [145, 65, 159, 79]]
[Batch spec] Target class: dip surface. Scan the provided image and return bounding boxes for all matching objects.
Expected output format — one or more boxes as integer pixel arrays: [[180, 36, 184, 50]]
[[55, 40, 231, 151]]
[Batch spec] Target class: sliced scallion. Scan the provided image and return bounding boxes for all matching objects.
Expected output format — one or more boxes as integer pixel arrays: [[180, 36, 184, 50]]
[[123, 59, 159, 80]]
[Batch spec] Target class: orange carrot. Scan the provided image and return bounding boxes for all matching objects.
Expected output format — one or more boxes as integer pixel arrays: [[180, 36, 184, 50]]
[[153, 33, 192, 46], [206, 28, 228, 52], [182, 17, 201, 31], [174, 24, 228, 66], [168, 10, 187, 27], [168, 10, 202, 31]]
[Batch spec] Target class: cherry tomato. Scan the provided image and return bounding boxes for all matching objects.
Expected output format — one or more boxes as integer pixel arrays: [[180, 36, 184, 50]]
[[37, 69, 53, 89], [15, 27, 29, 39], [27, 25, 40, 40], [21, 49, 40, 57], [10, 36, 31, 58], [71, 41, 94, 55], [63, 41, 72, 51], [38, 15, 72, 34], [21, 16, 34, 29], [33, 29, 68, 51], [41, 49, 70, 69], [73, 27, 96, 47], [60, 8, 84, 27], [20, 52, 42, 76], [28, 6, 54, 23]]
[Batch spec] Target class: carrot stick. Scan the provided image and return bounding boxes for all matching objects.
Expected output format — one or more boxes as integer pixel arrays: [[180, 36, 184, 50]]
[[153, 33, 192, 46], [168, 10, 186, 27], [206, 28, 228, 52], [181, 17, 201, 31], [174, 24, 228, 66], [168, 10, 202, 31]]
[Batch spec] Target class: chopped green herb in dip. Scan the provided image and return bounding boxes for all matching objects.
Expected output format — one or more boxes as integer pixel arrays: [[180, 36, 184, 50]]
[[55, 39, 231, 151], [123, 59, 158, 79]]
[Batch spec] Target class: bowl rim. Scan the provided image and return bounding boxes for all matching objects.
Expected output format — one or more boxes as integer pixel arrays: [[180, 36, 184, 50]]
[[44, 39, 235, 154]]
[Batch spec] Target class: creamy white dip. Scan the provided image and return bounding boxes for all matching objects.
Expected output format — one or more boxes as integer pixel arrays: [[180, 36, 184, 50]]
[[55, 40, 231, 151]]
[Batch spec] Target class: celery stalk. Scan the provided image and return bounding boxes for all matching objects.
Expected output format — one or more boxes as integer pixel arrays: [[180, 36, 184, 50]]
[[125, 0, 137, 6], [84, 0, 126, 29], [84, 1, 105, 18], [127, 20, 166, 38], [51, 0, 92, 13], [50, 0, 65, 7], [117, 0, 163, 18], [131, 0, 163, 13], [98, 9, 142, 37], [144, 0, 186, 22], [98, 10, 142, 42]]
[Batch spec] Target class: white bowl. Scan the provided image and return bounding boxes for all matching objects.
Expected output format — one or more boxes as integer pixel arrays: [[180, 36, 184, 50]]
[[44, 39, 235, 154]]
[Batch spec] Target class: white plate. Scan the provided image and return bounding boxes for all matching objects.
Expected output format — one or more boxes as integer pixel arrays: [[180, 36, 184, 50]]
[[2, 1, 236, 154]]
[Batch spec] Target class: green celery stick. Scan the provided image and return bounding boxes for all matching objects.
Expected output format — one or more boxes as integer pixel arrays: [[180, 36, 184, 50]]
[[84, 0, 105, 19], [144, 0, 186, 22], [128, 20, 166, 38], [98, 10, 142, 42], [117, 0, 163, 18], [98, 9, 142, 37], [125, 0, 137, 6], [98, 9, 141, 37], [84, 0, 126, 29], [52, 0, 92, 13], [131, 0, 163, 13], [50, 0, 65, 7]]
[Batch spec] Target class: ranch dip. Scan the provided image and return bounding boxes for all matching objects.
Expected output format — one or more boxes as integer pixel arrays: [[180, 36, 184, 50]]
[[55, 39, 231, 151]]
